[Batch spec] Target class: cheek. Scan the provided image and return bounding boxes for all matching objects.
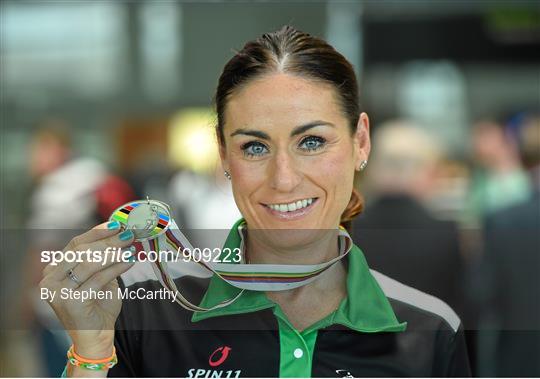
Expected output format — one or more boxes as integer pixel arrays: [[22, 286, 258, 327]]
[[310, 145, 355, 193], [309, 148, 355, 222], [228, 159, 266, 202]]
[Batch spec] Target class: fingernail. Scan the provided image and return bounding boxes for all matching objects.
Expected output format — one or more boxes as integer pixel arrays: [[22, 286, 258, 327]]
[[107, 220, 121, 230], [128, 255, 137, 263], [119, 230, 134, 241], [129, 245, 136, 252]]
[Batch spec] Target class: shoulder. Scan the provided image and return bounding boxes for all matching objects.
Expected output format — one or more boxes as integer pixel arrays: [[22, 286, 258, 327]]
[[370, 269, 462, 333], [370, 269, 470, 376], [485, 193, 539, 229]]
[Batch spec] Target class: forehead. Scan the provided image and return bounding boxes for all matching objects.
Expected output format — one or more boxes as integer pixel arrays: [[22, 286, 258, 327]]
[[224, 73, 344, 131]]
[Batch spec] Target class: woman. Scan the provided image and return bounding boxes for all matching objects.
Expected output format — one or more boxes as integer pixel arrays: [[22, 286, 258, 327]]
[[41, 26, 470, 377]]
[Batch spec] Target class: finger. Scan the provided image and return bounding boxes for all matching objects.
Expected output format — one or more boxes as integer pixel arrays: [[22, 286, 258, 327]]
[[51, 229, 135, 281], [78, 261, 136, 293], [59, 246, 136, 289], [66, 221, 124, 250], [60, 264, 86, 290], [54, 221, 124, 274], [84, 228, 135, 254]]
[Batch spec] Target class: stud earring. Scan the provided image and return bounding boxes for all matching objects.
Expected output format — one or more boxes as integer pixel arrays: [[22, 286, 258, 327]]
[[359, 160, 368, 171], [224, 171, 231, 180]]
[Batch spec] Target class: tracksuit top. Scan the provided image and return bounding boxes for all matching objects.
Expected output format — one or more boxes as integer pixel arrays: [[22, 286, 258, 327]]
[[104, 219, 471, 377]]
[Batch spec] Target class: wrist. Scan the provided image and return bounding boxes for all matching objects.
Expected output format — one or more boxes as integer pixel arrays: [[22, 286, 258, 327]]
[[70, 331, 115, 359], [72, 344, 114, 360], [67, 344, 117, 373]]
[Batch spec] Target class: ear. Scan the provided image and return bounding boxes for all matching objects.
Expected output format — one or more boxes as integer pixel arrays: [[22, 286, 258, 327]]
[[353, 112, 371, 171]]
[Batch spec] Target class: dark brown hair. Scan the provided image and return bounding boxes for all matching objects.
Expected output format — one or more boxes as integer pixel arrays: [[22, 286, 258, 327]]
[[215, 26, 364, 224]]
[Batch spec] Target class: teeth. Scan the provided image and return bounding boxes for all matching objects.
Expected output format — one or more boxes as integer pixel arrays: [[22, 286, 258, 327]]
[[267, 198, 315, 213]]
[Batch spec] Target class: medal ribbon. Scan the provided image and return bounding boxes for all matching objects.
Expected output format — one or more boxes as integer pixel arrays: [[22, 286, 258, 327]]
[[142, 219, 353, 312], [112, 200, 353, 312]]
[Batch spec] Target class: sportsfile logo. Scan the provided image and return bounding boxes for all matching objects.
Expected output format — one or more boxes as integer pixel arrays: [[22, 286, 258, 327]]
[[187, 346, 242, 378]]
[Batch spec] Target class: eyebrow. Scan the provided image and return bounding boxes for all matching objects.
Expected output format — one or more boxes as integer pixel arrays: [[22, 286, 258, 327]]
[[229, 121, 335, 140]]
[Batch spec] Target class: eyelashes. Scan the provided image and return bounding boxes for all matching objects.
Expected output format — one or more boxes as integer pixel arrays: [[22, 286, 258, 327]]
[[298, 136, 325, 152], [241, 136, 327, 158], [241, 141, 268, 158]]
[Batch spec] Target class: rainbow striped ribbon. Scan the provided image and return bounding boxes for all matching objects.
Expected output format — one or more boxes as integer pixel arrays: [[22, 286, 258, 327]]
[[142, 219, 353, 312]]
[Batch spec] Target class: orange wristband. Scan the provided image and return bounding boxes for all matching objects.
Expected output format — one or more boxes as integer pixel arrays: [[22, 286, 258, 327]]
[[71, 345, 115, 363], [68, 345, 117, 370]]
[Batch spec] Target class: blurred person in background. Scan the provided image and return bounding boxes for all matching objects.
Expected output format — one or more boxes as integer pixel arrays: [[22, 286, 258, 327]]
[[464, 118, 532, 227], [168, 166, 242, 250], [20, 118, 136, 376], [28, 119, 136, 228], [477, 111, 540, 377], [351, 120, 474, 373], [352, 120, 465, 315], [168, 166, 241, 227]]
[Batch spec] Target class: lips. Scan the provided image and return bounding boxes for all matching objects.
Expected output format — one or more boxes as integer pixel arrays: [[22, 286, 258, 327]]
[[265, 197, 316, 212], [262, 197, 319, 220]]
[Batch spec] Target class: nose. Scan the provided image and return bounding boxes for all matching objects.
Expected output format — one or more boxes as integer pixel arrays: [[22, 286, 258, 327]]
[[268, 150, 302, 193]]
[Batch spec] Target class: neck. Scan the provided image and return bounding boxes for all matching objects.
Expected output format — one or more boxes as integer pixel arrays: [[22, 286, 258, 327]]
[[265, 257, 348, 331], [245, 228, 347, 297]]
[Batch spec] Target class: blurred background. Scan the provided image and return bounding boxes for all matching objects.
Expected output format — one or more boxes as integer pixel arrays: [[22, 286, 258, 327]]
[[0, 0, 539, 377]]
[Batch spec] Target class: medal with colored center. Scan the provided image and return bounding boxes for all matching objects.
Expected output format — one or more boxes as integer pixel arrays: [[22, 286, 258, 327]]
[[109, 199, 171, 241]]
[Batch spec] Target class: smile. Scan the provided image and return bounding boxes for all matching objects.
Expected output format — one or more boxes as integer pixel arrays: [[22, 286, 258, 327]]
[[261, 197, 319, 220], [265, 197, 316, 212]]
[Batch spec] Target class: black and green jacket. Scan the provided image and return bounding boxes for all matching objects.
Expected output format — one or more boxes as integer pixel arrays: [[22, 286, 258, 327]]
[[110, 220, 470, 377]]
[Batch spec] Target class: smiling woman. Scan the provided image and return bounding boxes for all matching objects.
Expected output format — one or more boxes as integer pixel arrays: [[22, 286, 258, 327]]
[[44, 26, 470, 378], [221, 75, 367, 230]]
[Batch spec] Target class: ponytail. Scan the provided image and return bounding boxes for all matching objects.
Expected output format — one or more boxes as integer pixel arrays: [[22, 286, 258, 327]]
[[340, 188, 364, 231]]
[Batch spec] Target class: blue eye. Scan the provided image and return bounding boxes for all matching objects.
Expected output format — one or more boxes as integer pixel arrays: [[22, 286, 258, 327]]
[[299, 136, 326, 151], [242, 141, 268, 157]]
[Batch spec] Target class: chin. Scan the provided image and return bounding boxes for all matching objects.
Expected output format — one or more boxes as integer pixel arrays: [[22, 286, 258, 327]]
[[249, 227, 334, 252], [248, 208, 338, 252]]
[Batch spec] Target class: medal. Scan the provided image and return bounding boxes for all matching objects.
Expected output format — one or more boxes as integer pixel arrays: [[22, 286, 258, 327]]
[[109, 198, 353, 312], [110, 198, 171, 241]]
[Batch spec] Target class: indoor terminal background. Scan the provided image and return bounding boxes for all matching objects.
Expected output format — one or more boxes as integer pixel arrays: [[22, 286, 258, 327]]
[[0, 1, 539, 377]]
